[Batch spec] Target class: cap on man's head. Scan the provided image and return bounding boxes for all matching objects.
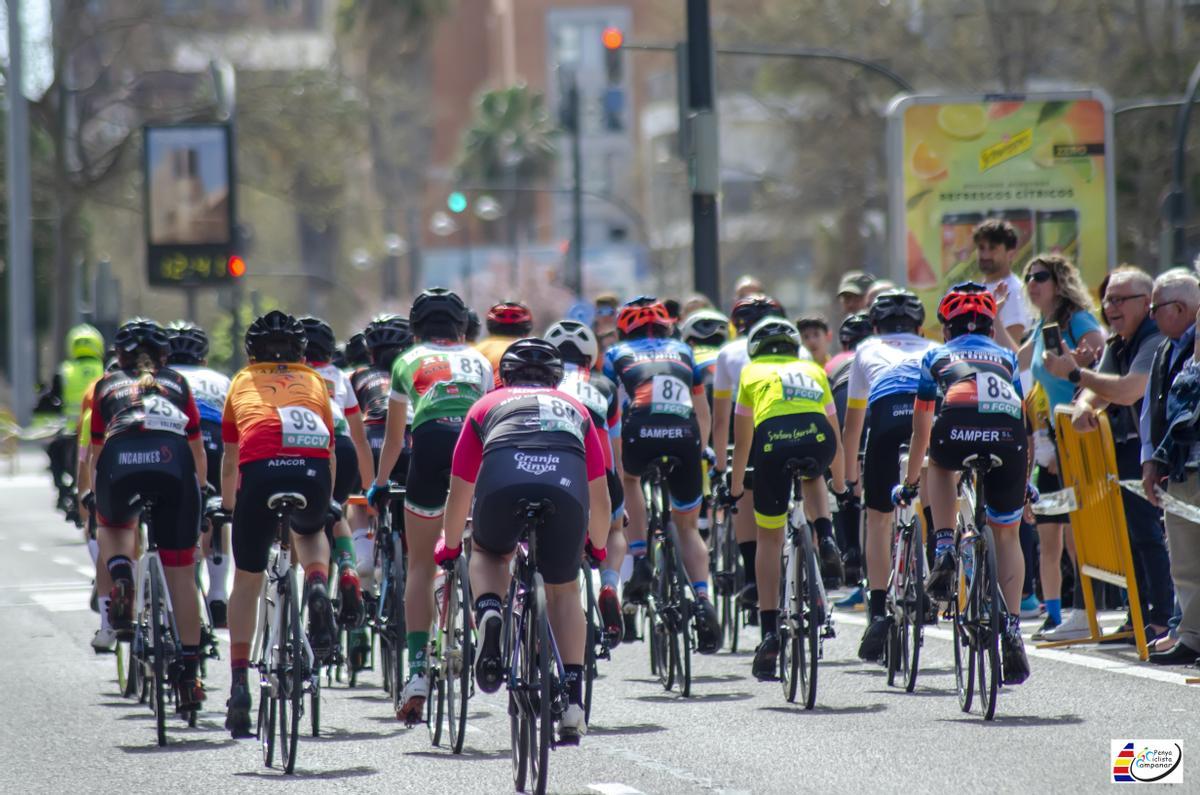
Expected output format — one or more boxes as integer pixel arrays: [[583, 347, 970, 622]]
[[838, 271, 876, 297]]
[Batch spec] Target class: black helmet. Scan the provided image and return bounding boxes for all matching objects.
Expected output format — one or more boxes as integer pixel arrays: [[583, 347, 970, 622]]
[[114, 318, 170, 368], [869, 288, 925, 332], [344, 332, 369, 367], [746, 317, 801, 358], [165, 320, 209, 365], [245, 310, 306, 363], [465, 308, 481, 342], [410, 287, 468, 337], [730, 294, 785, 334], [299, 316, 336, 362], [839, 312, 874, 350], [365, 314, 412, 354], [499, 337, 563, 387]]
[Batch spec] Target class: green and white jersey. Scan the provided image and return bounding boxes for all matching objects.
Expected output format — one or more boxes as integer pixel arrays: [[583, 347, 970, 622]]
[[389, 342, 493, 428]]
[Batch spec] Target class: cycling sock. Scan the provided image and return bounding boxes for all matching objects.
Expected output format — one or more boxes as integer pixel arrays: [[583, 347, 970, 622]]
[[333, 536, 356, 571], [760, 609, 779, 637], [107, 555, 133, 584], [206, 554, 229, 601], [303, 565, 328, 586], [99, 597, 111, 631], [869, 589, 887, 620], [629, 540, 647, 559], [563, 664, 585, 706], [934, 528, 955, 554], [922, 506, 935, 537], [231, 642, 251, 664], [181, 645, 200, 679], [600, 569, 620, 590], [87, 538, 99, 565], [692, 581, 709, 599], [812, 517, 834, 542], [231, 658, 249, 688], [474, 593, 503, 627], [407, 631, 429, 676], [1045, 598, 1062, 625], [738, 541, 758, 583]]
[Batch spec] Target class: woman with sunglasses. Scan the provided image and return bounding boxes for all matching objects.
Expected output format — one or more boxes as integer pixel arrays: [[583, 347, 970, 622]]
[[1005, 254, 1106, 641]]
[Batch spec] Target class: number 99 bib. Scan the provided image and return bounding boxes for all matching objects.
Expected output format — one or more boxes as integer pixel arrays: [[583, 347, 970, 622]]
[[278, 406, 331, 449]]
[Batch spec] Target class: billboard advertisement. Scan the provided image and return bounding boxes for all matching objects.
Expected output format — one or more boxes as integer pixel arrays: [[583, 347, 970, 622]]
[[886, 91, 1115, 312]]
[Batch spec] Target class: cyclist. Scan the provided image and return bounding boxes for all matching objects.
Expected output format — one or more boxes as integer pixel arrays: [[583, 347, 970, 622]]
[[730, 318, 848, 679], [679, 308, 731, 389], [465, 308, 482, 344], [49, 324, 107, 514], [711, 294, 797, 613], [165, 321, 233, 628], [368, 287, 492, 723], [893, 282, 1032, 685], [546, 319, 626, 645], [344, 331, 370, 374], [434, 338, 611, 743], [90, 318, 207, 711], [838, 290, 935, 660], [603, 296, 722, 653], [220, 310, 338, 737], [300, 317, 375, 634], [828, 311, 874, 594], [475, 301, 534, 386]]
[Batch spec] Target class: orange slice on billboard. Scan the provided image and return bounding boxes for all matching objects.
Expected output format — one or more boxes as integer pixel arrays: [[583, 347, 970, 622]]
[[907, 231, 936, 289], [911, 141, 948, 181], [936, 104, 987, 140], [1033, 122, 1074, 168]]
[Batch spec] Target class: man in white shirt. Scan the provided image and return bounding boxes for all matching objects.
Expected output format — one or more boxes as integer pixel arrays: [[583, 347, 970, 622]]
[[975, 218, 1032, 351]]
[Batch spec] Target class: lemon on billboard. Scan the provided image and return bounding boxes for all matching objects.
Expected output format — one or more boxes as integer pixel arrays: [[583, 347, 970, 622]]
[[886, 92, 1116, 315]]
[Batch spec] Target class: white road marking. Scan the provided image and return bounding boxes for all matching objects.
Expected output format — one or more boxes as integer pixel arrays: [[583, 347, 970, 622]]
[[30, 587, 91, 612], [17, 542, 37, 553], [588, 784, 645, 795], [0, 580, 89, 592], [75, 565, 94, 579]]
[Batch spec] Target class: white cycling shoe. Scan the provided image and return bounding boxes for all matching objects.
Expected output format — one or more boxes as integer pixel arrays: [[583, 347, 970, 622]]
[[397, 673, 429, 725], [558, 703, 586, 745], [91, 627, 118, 654]]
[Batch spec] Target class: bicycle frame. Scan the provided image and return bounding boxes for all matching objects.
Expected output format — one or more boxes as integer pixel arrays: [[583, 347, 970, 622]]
[[252, 542, 316, 684]]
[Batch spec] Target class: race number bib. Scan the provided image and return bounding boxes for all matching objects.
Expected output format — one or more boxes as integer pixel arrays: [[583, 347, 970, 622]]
[[780, 366, 824, 404], [536, 395, 585, 442], [976, 372, 1021, 418], [277, 406, 331, 449], [565, 378, 607, 418], [449, 354, 486, 387], [650, 374, 691, 417], [142, 395, 188, 435]]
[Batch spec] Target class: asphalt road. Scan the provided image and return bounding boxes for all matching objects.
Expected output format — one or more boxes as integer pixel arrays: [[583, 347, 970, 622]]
[[2, 449, 1198, 794]]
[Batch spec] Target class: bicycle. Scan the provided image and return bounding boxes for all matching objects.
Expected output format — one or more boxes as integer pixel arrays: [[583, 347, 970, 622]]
[[503, 498, 570, 795], [886, 448, 926, 692], [642, 456, 695, 697], [777, 458, 835, 709], [580, 558, 613, 724], [426, 534, 474, 754], [366, 484, 408, 713], [949, 453, 1006, 721], [251, 492, 321, 774], [709, 471, 743, 653]]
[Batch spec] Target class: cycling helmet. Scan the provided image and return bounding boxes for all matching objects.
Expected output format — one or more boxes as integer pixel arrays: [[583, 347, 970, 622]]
[[166, 320, 209, 365], [616, 296, 672, 336], [937, 281, 997, 333], [499, 338, 564, 387], [486, 301, 533, 335], [67, 323, 105, 360], [839, 312, 874, 350], [410, 287, 468, 337], [678, 309, 731, 345], [746, 317, 802, 359], [245, 310, 307, 363], [344, 332, 369, 367], [114, 318, 170, 368], [730, 294, 785, 334], [364, 314, 413, 354], [465, 308, 481, 342], [544, 319, 598, 365], [332, 345, 347, 369], [299, 316, 336, 362], [869, 288, 926, 332]]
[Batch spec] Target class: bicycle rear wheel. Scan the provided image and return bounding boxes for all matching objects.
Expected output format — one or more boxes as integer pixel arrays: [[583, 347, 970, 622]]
[[447, 556, 472, 754], [118, 637, 137, 698], [798, 527, 821, 710], [149, 565, 168, 747], [507, 589, 529, 792], [530, 574, 553, 795], [258, 682, 276, 767], [388, 544, 407, 715], [672, 550, 693, 697], [780, 542, 800, 702], [278, 578, 303, 774], [427, 669, 444, 746], [582, 564, 597, 724], [953, 558, 975, 714], [976, 527, 1002, 720]]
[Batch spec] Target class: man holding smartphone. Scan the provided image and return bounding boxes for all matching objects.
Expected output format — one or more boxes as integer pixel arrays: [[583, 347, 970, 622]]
[[974, 219, 1032, 352]]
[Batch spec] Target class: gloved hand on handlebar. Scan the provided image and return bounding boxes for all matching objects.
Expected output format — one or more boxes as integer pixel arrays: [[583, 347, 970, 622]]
[[366, 482, 389, 510], [891, 481, 919, 508]]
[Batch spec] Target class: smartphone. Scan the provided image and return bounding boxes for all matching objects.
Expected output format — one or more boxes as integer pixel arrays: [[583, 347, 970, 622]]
[[989, 208, 1034, 271], [940, 211, 984, 278], [1041, 322, 1063, 353], [1036, 208, 1080, 264]]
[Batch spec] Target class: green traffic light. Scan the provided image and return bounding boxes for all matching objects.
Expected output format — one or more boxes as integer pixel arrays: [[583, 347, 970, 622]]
[[447, 191, 468, 213]]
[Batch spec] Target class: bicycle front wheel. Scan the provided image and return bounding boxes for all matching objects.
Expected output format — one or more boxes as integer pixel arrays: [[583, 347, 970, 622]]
[[530, 573, 553, 795], [447, 557, 472, 754], [278, 579, 303, 774], [148, 564, 168, 747], [953, 561, 975, 714], [582, 564, 597, 724], [976, 528, 1002, 720], [902, 521, 925, 693]]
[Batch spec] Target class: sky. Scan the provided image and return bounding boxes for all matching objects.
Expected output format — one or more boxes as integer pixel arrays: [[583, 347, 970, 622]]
[[0, 0, 56, 99]]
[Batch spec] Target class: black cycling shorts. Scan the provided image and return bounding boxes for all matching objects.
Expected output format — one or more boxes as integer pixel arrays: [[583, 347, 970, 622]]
[[929, 406, 1027, 526], [95, 431, 201, 553], [232, 456, 333, 573], [863, 393, 916, 513], [199, 419, 224, 494], [471, 447, 588, 584], [332, 434, 359, 504], [366, 422, 409, 485], [405, 420, 461, 518], [621, 414, 703, 511], [750, 413, 837, 529]]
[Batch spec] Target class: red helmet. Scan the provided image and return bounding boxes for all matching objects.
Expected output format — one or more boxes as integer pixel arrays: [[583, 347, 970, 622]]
[[486, 301, 533, 334], [617, 296, 672, 335], [937, 281, 997, 325]]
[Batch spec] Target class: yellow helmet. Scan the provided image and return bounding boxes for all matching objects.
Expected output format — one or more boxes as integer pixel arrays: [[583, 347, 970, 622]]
[[67, 323, 105, 360]]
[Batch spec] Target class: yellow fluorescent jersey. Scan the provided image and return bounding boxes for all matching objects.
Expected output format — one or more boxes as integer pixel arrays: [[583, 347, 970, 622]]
[[735, 354, 834, 428]]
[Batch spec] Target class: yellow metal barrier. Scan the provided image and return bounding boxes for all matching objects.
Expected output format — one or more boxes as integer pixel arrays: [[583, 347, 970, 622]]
[[1039, 407, 1147, 660]]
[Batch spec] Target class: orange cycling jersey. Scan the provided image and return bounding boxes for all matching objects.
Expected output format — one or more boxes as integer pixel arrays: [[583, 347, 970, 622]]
[[475, 335, 522, 387], [222, 362, 336, 465]]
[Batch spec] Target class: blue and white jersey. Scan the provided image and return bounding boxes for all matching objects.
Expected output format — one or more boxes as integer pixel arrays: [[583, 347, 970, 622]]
[[172, 364, 231, 424]]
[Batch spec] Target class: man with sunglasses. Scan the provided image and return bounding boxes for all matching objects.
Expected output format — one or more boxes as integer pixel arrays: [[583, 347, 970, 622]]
[[974, 219, 1031, 351]]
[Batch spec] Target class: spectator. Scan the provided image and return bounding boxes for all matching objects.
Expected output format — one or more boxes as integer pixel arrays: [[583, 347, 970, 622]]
[[795, 314, 832, 367], [682, 293, 713, 319], [593, 293, 620, 363], [864, 280, 897, 306], [976, 219, 1032, 351], [1139, 270, 1200, 665], [1063, 266, 1173, 646], [735, 275, 764, 299], [1012, 253, 1106, 641], [837, 271, 876, 316]]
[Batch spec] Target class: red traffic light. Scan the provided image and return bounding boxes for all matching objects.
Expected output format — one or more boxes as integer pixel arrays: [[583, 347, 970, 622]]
[[601, 27, 623, 51], [227, 255, 246, 278]]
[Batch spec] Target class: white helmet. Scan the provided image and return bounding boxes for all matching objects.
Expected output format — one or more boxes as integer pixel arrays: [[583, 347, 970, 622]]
[[544, 319, 598, 364], [678, 308, 730, 345], [747, 316, 802, 358]]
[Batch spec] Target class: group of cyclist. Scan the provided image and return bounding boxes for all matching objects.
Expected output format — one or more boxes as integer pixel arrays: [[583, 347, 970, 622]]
[[55, 272, 1042, 756]]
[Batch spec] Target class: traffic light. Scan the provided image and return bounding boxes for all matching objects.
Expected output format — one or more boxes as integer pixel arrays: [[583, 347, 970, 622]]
[[447, 191, 468, 214], [602, 26, 623, 84], [227, 254, 246, 278]]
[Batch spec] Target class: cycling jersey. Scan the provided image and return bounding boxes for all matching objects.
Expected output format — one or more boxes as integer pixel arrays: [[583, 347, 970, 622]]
[[90, 367, 202, 443], [559, 364, 619, 465], [172, 364, 231, 425], [846, 333, 936, 409], [475, 334, 522, 387], [77, 379, 98, 446], [312, 362, 361, 437], [713, 338, 811, 403], [603, 336, 706, 419], [221, 363, 336, 465], [691, 344, 721, 385], [735, 355, 835, 428], [60, 357, 105, 423], [915, 334, 1023, 417], [390, 341, 492, 429]]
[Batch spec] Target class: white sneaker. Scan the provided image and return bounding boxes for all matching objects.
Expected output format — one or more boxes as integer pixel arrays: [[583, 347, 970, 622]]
[[558, 703, 586, 745], [1041, 610, 1091, 641], [91, 627, 118, 654], [397, 673, 429, 725]]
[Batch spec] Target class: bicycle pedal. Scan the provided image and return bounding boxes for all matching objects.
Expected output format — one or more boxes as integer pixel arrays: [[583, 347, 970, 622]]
[[822, 625, 836, 640]]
